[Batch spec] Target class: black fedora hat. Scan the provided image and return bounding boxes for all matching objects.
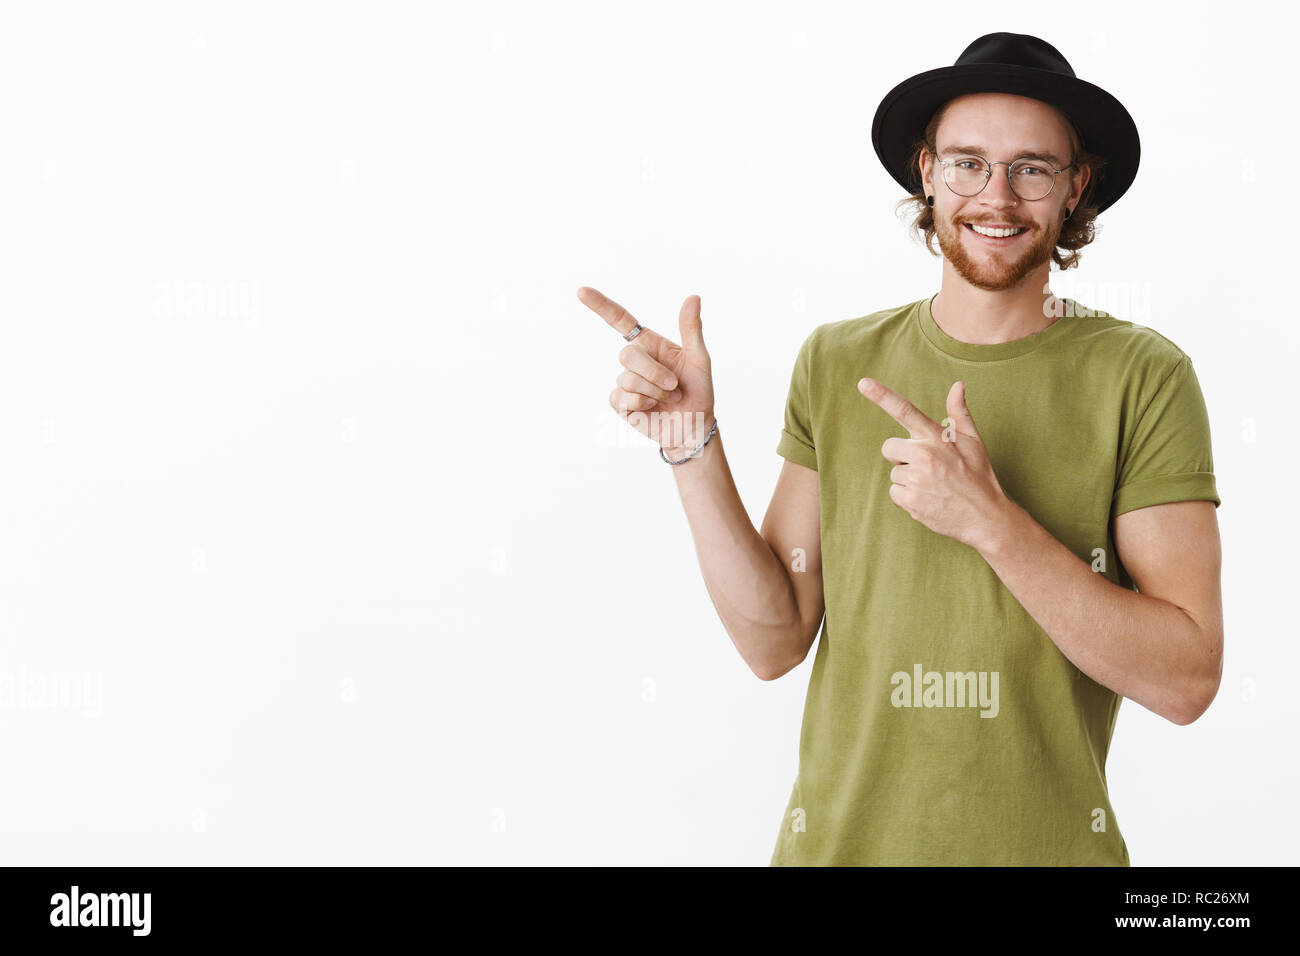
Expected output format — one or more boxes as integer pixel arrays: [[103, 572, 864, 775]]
[[871, 32, 1140, 215]]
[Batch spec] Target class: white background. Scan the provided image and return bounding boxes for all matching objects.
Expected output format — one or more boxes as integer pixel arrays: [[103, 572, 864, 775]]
[[0, 1, 1291, 865]]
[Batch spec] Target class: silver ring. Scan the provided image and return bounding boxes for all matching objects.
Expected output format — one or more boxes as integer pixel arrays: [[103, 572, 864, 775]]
[[623, 323, 644, 342]]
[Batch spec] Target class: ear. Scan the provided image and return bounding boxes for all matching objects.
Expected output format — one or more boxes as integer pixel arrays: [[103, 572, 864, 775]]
[[918, 146, 935, 198], [1070, 160, 1091, 211]]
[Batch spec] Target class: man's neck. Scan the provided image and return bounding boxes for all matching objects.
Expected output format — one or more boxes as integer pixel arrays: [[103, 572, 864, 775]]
[[930, 270, 1066, 346]]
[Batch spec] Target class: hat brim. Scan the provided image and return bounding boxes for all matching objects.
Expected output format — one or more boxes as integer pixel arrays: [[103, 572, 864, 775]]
[[872, 64, 1140, 215]]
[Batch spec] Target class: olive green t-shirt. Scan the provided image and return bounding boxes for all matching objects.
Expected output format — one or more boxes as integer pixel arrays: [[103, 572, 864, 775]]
[[770, 294, 1221, 866]]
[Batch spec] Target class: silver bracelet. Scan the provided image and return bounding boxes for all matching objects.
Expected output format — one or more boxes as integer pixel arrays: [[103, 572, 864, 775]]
[[660, 418, 718, 465]]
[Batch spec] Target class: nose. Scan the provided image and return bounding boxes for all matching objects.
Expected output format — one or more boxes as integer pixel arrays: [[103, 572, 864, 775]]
[[978, 163, 1020, 210]]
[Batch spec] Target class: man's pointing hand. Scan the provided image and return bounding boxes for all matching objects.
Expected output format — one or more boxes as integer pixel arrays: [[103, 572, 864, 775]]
[[857, 377, 1013, 552]]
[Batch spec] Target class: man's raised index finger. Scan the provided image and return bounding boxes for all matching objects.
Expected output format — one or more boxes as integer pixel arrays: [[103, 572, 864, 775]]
[[577, 286, 642, 339], [857, 377, 942, 439]]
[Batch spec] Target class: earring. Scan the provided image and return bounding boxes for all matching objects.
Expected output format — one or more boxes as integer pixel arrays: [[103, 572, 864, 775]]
[[926, 195, 934, 208]]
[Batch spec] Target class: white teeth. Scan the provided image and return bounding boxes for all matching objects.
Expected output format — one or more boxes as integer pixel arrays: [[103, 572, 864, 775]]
[[968, 223, 1026, 238]]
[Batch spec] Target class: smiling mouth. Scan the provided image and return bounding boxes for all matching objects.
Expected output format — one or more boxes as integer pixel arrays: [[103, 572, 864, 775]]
[[964, 222, 1029, 240]]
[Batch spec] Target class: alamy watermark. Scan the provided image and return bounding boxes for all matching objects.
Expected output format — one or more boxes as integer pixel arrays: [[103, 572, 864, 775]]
[[50, 886, 150, 936], [890, 664, 999, 718], [0, 653, 104, 719], [595, 409, 715, 452], [152, 277, 260, 327], [1044, 280, 1153, 323]]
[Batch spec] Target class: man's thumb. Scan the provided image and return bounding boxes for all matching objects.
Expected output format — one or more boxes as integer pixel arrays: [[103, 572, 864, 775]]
[[946, 380, 982, 441], [679, 294, 706, 354]]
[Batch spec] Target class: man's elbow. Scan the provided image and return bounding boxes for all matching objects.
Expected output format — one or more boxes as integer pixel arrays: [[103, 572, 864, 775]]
[[750, 646, 808, 682], [745, 620, 816, 681], [1170, 663, 1223, 725], [1169, 697, 1208, 726], [751, 659, 795, 682]]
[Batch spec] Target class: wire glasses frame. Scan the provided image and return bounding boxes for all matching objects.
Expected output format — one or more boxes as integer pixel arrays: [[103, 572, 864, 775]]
[[936, 154, 1076, 202]]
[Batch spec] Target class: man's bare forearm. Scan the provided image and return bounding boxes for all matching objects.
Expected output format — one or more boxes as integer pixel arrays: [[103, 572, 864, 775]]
[[976, 499, 1219, 724], [662, 425, 803, 677]]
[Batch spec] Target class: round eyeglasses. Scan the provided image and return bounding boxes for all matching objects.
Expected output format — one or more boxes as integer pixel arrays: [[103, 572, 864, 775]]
[[937, 154, 1075, 202]]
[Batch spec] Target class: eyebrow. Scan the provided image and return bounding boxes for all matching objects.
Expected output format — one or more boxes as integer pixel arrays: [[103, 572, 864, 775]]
[[940, 145, 1066, 167]]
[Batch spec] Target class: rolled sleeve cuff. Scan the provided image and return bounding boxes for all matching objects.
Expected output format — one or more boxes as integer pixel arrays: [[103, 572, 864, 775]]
[[1112, 471, 1220, 519], [776, 429, 817, 471]]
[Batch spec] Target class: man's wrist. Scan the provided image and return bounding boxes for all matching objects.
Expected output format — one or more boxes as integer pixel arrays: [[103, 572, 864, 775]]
[[976, 494, 1029, 560], [659, 412, 717, 462]]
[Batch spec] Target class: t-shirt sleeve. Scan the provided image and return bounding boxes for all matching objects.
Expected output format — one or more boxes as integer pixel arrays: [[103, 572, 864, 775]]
[[1111, 355, 1220, 519], [775, 331, 818, 471]]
